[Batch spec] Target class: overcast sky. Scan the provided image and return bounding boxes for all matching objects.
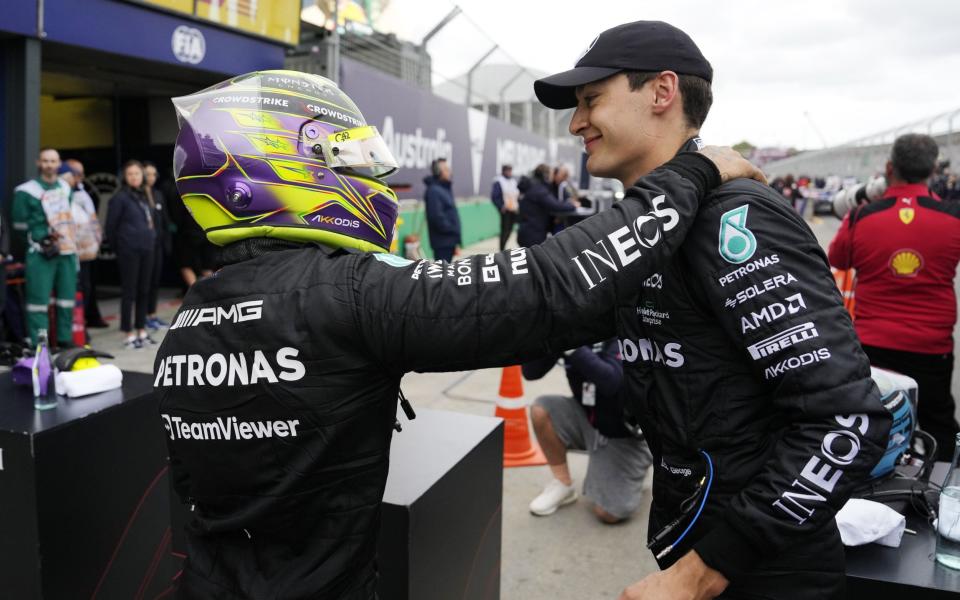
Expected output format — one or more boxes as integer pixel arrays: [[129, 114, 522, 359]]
[[376, 0, 960, 149]]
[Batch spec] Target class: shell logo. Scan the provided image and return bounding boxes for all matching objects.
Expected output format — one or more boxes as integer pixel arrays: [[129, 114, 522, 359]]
[[889, 249, 924, 277]]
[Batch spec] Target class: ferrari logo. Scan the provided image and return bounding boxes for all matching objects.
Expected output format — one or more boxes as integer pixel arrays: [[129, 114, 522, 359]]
[[899, 208, 915, 225]]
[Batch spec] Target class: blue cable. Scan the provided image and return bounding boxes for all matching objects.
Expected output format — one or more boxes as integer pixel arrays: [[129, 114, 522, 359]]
[[657, 449, 714, 559]]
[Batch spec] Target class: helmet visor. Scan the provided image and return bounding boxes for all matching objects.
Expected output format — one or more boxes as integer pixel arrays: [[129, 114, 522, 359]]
[[308, 125, 398, 179]]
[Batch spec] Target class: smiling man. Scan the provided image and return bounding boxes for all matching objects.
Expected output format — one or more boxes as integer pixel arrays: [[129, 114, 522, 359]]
[[535, 21, 891, 600]]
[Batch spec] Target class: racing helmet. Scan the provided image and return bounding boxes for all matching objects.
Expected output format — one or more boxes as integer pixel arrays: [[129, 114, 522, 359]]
[[172, 70, 400, 252], [868, 366, 918, 480]]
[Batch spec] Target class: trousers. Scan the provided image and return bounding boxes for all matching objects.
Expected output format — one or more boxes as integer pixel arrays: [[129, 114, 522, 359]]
[[499, 210, 518, 251], [25, 252, 77, 346], [117, 248, 154, 332]]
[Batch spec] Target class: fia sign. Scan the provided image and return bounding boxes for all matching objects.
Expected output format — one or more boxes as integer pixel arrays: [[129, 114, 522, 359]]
[[172, 25, 206, 65]]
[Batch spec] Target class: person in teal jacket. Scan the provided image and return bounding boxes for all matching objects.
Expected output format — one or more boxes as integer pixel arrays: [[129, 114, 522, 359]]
[[11, 148, 78, 347]]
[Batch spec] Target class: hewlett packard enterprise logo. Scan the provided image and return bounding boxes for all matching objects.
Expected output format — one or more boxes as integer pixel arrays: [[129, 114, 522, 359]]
[[747, 322, 819, 360]]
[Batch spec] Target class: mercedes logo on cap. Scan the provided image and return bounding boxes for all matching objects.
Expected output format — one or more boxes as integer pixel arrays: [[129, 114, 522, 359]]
[[577, 34, 600, 61]]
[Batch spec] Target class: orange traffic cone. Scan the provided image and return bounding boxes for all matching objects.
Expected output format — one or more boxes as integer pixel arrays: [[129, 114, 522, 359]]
[[494, 365, 547, 467], [831, 267, 856, 320], [72, 291, 87, 347]]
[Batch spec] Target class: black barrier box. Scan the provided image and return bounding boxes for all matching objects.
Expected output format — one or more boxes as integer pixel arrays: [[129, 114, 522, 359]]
[[0, 372, 180, 599], [377, 409, 503, 600]]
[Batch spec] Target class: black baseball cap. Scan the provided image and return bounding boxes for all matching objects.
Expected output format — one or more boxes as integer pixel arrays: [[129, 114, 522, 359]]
[[534, 21, 713, 110]]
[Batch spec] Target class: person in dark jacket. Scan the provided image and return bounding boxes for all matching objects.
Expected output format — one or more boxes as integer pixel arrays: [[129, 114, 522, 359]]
[[164, 175, 216, 291], [423, 158, 461, 261], [517, 164, 578, 247], [106, 160, 156, 349], [524, 339, 652, 523], [65, 158, 109, 328], [491, 164, 520, 250], [144, 162, 171, 330]]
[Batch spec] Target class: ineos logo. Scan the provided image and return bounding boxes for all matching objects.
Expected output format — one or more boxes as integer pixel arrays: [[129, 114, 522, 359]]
[[172, 26, 206, 65]]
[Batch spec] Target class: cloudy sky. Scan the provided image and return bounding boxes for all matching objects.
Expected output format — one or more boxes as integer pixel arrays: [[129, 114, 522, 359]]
[[375, 0, 960, 149]]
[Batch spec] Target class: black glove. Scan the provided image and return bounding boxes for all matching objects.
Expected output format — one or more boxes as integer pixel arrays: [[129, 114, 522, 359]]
[[38, 235, 60, 259]]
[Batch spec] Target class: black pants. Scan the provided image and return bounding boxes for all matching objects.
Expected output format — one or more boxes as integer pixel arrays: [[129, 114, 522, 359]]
[[79, 260, 104, 324], [116, 248, 154, 332], [432, 246, 455, 262], [862, 344, 960, 461], [499, 210, 518, 251], [147, 243, 164, 315]]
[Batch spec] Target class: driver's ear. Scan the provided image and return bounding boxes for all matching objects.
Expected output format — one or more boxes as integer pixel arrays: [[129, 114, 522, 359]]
[[649, 72, 680, 115]]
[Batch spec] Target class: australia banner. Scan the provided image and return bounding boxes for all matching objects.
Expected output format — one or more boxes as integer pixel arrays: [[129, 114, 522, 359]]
[[339, 57, 582, 200]]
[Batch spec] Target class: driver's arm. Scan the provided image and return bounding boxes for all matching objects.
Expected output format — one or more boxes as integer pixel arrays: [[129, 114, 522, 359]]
[[351, 153, 720, 372]]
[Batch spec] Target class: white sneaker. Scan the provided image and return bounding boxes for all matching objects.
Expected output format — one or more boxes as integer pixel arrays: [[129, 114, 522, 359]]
[[529, 479, 577, 516]]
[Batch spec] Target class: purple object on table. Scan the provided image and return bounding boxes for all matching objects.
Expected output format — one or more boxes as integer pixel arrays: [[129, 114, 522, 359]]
[[12, 352, 53, 396]]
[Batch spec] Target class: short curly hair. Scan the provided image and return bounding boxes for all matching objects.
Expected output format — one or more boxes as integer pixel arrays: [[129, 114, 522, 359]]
[[891, 134, 938, 183]]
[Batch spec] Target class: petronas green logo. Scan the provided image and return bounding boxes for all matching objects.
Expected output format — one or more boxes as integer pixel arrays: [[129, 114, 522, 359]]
[[718, 205, 756, 264]]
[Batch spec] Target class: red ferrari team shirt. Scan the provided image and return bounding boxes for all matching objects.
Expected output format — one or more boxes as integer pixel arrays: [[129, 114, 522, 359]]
[[828, 183, 960, 354]]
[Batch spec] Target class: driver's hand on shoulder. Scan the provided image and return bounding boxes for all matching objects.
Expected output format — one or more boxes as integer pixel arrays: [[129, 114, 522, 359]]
[[697, 146, 767, 186]]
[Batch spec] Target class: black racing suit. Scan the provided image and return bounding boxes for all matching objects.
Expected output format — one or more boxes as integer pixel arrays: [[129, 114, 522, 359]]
[[623, 142, 890, 599], [155, 154, 718, 599]]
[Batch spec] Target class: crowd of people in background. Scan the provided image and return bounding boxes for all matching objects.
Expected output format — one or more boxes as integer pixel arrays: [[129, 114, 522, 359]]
[[930, 159, 960, 201], [0, 147, 217, 353], [422, 159, 582, 258], [769, 173, 831, 217]]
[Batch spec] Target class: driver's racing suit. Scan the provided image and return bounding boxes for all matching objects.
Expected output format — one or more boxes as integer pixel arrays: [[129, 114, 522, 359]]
[[623, 142, 889, 599], [155, 153, 718, 599]]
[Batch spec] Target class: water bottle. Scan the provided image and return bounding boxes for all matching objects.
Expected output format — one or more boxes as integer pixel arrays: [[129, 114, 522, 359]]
[[936, 432, 960, 569], [32, 329, 58, 411]]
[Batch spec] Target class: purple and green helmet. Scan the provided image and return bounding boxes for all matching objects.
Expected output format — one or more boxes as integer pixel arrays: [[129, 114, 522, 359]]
[[172, 70, 400, 253]]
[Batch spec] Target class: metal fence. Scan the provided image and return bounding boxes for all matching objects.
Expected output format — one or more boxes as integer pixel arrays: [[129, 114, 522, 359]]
[[765, 108, 960, 180], [288, 2, 571, 143], [287, 28, 432, 90]]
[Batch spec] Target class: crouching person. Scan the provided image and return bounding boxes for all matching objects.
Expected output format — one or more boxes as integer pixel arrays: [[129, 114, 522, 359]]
[[525, 339, 652, 523]]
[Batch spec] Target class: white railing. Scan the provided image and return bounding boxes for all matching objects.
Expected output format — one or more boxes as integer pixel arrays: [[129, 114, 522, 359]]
[[765, 108, 960, 180]]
